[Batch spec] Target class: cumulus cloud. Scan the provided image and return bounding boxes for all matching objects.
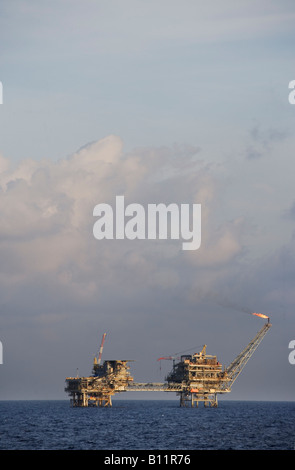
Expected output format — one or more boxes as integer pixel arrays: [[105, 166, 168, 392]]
[[0, 135, 245, 305], [245, 124, 288, 160]]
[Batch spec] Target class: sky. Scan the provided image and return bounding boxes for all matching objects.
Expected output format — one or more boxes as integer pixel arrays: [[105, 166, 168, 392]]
[[0, 0, 295, 401]]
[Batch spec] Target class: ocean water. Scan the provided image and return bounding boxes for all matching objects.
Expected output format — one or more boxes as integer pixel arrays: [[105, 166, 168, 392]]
[[0, 399, 294, 450]]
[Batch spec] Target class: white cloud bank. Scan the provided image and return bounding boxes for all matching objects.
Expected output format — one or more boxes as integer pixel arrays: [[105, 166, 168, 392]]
[[0, 135, 244, 301]]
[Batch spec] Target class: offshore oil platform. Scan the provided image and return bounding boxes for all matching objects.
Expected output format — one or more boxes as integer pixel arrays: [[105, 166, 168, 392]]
[[65, 313, 271, 408]]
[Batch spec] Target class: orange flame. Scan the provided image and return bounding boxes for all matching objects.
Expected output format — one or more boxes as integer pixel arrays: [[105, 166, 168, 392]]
[[252, 312, 269, 319]]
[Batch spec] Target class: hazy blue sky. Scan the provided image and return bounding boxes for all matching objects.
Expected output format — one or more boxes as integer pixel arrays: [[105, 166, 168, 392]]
[[0, 1, 295, 401]]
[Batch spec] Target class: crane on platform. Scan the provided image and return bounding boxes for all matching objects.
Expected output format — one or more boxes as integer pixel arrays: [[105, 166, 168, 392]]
[[157, 356, 180, 362], [164, 315, 272, 407], [93, 332, 107, 366], [220, 317, 272, 392], [157, 355, 180, 371]]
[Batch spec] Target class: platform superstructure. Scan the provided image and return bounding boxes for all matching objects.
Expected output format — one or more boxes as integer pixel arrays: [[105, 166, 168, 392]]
[[65, 317, 271, 407]]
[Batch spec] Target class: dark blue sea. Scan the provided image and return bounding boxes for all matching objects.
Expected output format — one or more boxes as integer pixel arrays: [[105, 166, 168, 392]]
[[0, 399, 294, 450]]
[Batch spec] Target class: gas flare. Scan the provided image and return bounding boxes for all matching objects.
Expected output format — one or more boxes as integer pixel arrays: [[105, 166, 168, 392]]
[[252, 312, 269, 319]]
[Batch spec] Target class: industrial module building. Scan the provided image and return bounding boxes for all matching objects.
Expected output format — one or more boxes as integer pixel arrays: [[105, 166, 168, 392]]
[[65, 315, 271, 407]]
